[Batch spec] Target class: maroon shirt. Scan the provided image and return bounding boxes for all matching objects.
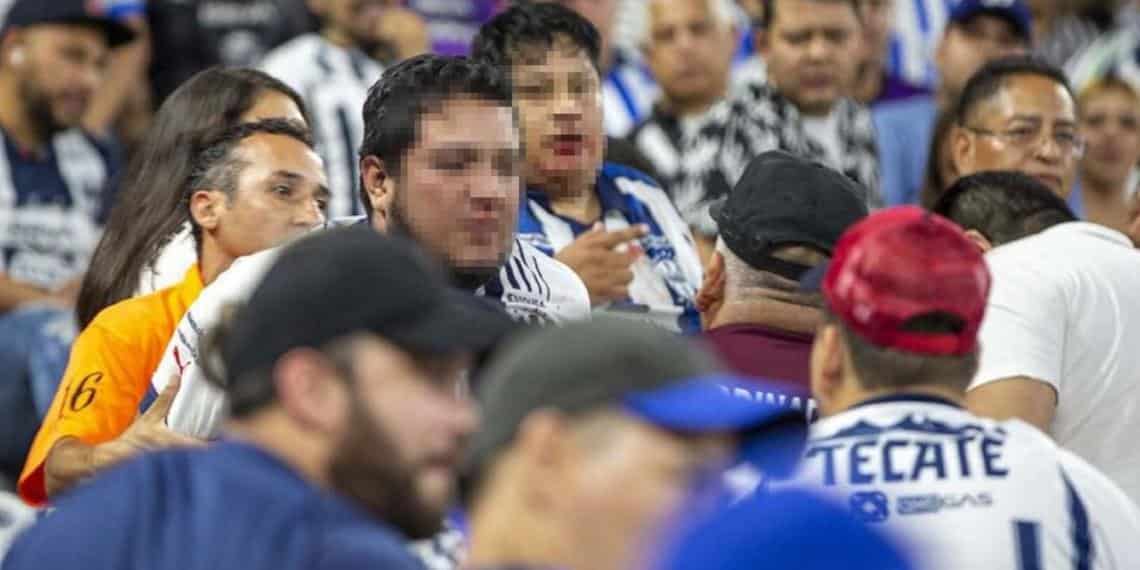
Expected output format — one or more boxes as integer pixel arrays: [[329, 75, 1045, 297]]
[[702, 324, 813, 394]]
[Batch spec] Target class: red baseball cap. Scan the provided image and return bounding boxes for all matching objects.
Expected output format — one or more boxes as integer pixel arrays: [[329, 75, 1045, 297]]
[[820, 206, 991, 356]]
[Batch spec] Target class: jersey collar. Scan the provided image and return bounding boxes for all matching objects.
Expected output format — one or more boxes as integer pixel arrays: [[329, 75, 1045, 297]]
[[849, 393, 964, 411]]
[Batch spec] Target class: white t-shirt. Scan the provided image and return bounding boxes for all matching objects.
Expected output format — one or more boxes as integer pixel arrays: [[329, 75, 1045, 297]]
[[802, 110, 843, 170], [972, 222, 1140, 505], [785, 397, 1140, 570], [136, 223, 196, 296], [155, 226, 591, 439]]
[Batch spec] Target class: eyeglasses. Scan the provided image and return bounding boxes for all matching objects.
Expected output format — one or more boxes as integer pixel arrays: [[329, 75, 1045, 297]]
[[963, 124, 1086, 159]]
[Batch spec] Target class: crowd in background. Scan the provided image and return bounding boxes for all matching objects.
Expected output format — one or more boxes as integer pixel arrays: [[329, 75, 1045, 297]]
[[0, 0, 1139, 568]]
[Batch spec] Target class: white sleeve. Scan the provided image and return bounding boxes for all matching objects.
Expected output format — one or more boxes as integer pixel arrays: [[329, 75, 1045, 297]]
[[971, 253, 1066, 392], [153, 248, 282, 438], [1057, 449, 1140, 568], [135, 224, 196, 296]]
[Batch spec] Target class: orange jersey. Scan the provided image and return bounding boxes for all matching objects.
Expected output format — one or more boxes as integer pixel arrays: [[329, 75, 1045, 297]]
[[18, 266, 203, 505]]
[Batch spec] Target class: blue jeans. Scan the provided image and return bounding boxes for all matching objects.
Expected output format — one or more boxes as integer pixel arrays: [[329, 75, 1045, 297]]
[[0, 306, 75, 484]]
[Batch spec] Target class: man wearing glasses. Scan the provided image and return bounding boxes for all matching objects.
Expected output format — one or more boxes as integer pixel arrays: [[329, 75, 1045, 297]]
[[950, 55, 1083, 200]]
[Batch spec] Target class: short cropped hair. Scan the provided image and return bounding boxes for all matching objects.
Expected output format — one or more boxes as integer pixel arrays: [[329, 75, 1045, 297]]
[[358, 54, 513, 216], [759, 0, 860, 29], [825, 309, 979, 393], [955, 55, 1074, 126], [931, 171, 1076, 246], [186, 118, 313, 245], [472, 1, 602, 73]]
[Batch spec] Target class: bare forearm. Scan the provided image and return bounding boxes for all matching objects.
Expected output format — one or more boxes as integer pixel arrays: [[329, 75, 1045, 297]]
[[43, 437, 98, 498], [0, 275, 52, 313]]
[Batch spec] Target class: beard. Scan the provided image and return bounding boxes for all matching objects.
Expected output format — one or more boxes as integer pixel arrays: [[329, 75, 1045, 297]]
[[328, 397, 446, 540], [388, 205, 508, 291], [19, 76, 66, 137]]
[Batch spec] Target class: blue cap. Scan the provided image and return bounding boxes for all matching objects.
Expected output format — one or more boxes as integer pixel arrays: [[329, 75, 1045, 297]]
[[949, 0, 1033, 41], [468, 319, 808, 472], [4, 0, 136, 47], [652, 489, 916, 570]]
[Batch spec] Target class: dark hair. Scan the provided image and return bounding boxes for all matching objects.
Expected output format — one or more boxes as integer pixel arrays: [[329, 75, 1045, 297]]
[[358, 54, 513, 216], [759, 0, 861, 29], [472, 2, 602, 74], [955, 55, 1074, 126], [185, 118, 315, 245], [76, 68, 310, 329], [825, 309, 979, 392], [919, 110, 959, 208], [931, 171, 1076, 246]]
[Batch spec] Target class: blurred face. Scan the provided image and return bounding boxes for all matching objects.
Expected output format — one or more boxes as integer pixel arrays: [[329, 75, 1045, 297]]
[[560, 416, 731, 570], [1080, 88, 1140, 188], [314, 0, 392, 49], [6, 25, 108, 134], [329, 337, 476, 539], [513, 43, 606, 189], [241, 90, 307, 124], [207, 133, 329, 258], [761, 0, 862, 116], [935, 16, 1027, 102], [644, 0, 737, 111], [861, 0, 894, 64], [392, 97, 521, 277], [953, 74, 1081, 197]]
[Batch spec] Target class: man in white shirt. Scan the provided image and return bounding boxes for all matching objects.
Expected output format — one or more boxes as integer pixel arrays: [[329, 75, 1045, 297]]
[[932, 170, 1140, 506], [790, 205, 1140, 569]]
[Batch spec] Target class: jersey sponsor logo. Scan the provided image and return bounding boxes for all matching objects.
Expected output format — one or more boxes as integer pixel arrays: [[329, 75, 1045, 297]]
[[806, 414, 1010, 486], [850, 491, 890, 523], [897, 492, 994, 516]]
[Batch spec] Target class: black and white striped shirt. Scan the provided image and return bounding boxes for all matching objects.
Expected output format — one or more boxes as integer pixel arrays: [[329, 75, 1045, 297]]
[[260, 34, 384, 218]]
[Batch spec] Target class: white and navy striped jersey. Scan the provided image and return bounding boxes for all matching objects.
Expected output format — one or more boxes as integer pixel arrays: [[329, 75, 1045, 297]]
[[517, 163, 702, 334], [260, 34, 383, 218], [152, 218, 589, 438], [0, 129, 118, 290], [886, 0, 951, 89], [603, 50, 660, 138], [784, 395, 1140, 570]]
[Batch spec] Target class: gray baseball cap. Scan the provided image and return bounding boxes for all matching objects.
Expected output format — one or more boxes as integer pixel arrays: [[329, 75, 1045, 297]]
[[466, 318, 806, 473]]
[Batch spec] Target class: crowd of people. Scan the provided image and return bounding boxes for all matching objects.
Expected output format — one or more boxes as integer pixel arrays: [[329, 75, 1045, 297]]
[[0, 0, 1139, 568]]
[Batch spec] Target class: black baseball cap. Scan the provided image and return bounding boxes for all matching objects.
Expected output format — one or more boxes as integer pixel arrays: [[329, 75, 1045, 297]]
[[4, 0, 136, 47], [710, 150, 869, 281], [220, 225, 517, 384], [466, 318, 805, 474]]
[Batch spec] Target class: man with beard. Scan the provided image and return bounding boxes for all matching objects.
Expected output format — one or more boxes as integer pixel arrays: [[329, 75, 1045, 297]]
[[0, 0, 132, 484], [2, 226, 514, 570]]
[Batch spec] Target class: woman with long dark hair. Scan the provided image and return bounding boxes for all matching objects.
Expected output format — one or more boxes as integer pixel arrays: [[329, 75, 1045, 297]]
[[75, 67, 310, 329]]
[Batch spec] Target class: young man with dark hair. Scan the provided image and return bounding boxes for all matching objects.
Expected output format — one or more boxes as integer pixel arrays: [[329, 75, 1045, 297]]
[[18, 118, 328, 505], [4, 227, 513, 570], [672, 0, 880, 259], [788, 206, 1140, 570], [153, 55, 588, 443], [473, 2, 703, 333], [930, 170, 1140, 505], [696, 151, 868, 414], [951, 55, 1082, 199], [932, 170, 1077, 251]]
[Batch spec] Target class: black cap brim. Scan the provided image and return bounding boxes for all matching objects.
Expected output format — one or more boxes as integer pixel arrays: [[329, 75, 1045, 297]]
[[36, 16, 136, 47], [384, 289, 518, 356]]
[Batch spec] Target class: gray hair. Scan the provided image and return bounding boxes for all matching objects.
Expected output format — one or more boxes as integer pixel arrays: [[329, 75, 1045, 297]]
[[716, 238, 823, 308], [635, 0, 739, 48]]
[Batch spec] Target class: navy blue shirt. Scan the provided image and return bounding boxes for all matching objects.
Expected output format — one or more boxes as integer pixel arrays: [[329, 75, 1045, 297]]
[[0, 129, 119, 289], [3, 442, 425, 570]]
